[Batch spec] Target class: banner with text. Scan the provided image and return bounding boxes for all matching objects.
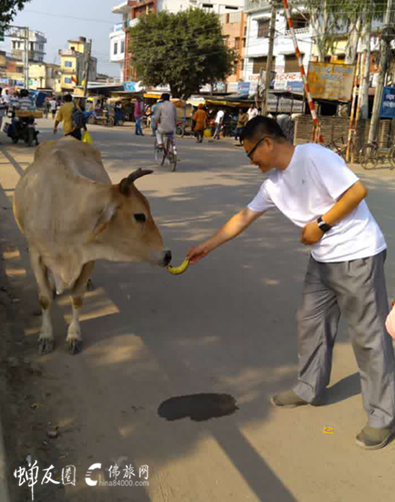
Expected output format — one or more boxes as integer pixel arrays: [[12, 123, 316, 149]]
[[380, 87, 395, 118], [307, 62, 355, 102]]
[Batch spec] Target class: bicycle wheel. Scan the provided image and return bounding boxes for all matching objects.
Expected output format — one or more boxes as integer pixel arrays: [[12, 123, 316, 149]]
[[168, 139, 177, 172], [360, 144, 377, 170], [154, 139, 166, 166]]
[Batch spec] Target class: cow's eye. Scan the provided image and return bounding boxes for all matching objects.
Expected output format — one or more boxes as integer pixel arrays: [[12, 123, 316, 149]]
[[134, 213, 146, 223]]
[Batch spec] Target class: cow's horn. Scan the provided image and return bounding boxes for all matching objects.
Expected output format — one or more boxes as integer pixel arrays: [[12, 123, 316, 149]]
[[120, 169, 153, 194]]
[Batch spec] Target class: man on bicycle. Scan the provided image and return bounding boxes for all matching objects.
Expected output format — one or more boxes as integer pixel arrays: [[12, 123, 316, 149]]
[[154, 93, 177, 149]]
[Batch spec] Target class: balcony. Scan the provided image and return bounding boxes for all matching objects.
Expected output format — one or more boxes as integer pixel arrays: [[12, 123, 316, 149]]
[[61, 67, 76, 73], [245, 0, 270, 12], [285, 27, 310, 36], [58, 49, 78, 57]]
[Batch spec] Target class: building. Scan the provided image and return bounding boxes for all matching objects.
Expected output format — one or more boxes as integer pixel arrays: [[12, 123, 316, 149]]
[[221, 10, 246, 92], [110, 0, 244, 82], [244, 0, 312, 100], [10, 29, 46, 63], [58, 36, 97, 92]]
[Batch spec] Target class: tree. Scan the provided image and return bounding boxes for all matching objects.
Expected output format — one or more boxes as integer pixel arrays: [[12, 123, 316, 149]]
[[1, 0, 31, 27], [129, 9, 236, 99]]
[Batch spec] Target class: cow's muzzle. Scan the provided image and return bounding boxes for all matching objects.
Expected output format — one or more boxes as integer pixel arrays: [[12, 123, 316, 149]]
[[161, 250, 172, 267]]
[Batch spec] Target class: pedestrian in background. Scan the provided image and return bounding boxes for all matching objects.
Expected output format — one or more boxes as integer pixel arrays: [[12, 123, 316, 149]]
[[50, 97, 58, 120], [53, 94, 83, 140], [192, 104, 207, 143], [134, 98, 144, 136], [0, 89, 7, 133], [213, 108, 225, 140], [247, 104, 258, 122], [235, 108, 248, 145]]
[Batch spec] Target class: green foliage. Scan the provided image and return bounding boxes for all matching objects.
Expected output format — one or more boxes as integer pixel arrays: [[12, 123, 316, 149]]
[[129, 9, 236, 99], [0, 0, 31, 27]]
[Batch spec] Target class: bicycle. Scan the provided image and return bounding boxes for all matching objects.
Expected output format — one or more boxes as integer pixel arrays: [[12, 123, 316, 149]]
[[359, 135, 395, 170], [325, 136, 347, 160], [154, 132, 178, 172]]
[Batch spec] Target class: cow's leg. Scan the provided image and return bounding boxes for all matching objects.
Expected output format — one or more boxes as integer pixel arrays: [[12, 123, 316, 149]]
[[67, 261, 95, 355], [30, 251, 55, 355]]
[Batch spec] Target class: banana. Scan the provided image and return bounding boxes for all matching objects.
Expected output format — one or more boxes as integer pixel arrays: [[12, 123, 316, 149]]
[[167, 258, 190, 275]]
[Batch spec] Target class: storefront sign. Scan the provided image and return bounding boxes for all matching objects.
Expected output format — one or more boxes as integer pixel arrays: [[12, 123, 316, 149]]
[[380, 87, 395, 118], [268, 93, 304, 113], [237, 82, 251, 95], [307, 62, 355, 102], [123, 81, 138, 92]]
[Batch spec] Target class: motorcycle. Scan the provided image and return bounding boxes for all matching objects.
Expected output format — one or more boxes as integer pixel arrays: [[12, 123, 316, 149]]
[[4, 112, 40, 147]]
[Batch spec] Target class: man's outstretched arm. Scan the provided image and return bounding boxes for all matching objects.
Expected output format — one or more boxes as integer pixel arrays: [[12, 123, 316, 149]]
[[186, 208, 265, 264]]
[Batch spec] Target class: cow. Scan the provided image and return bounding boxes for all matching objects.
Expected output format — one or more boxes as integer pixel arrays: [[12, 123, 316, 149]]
[[13, 137, 171, 355]]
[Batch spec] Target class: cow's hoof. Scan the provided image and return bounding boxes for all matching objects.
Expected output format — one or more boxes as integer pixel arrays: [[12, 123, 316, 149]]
[[68, 339, 82, 355], [39, 339, 54, 355]]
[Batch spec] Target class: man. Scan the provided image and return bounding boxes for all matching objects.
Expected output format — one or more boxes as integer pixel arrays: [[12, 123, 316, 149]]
[[150, 99, 161, 137], [187, 116, 395, 451], [17, 89, 33, 111], [49, 97, 58, 119], [154, 93, 177, 148], [134, 98, 144, 136], [247, 104, 258, 122], [213, 108, 225, 140], [53, 94, 82, 140], [235, 108, 248, 145], [192, 104, 207, 143]]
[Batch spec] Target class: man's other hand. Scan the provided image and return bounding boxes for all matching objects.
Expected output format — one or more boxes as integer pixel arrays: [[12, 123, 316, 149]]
[[300, 221, 324, 245]]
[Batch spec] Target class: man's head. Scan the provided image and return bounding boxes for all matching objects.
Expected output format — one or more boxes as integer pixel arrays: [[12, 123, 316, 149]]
[[64, 94, 73, 103], [5, 90, 8, 95], [161, 93, 170, 101], [241, 116, 290, 173]]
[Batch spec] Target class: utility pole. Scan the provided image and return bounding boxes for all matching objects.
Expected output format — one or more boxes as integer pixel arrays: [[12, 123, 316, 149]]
[[368, 0, 395, 142], [262, 0, 277, 115], [23, 26, 29, 89], [83, 39, 92, 97]]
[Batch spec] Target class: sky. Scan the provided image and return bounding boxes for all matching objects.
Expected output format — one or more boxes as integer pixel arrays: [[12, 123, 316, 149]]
[[0, 0, 122, 77]]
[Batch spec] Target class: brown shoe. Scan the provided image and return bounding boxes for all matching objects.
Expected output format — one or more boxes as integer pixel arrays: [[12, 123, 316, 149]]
[[356, 426, 393, 450], [271, 390, 309, 409]]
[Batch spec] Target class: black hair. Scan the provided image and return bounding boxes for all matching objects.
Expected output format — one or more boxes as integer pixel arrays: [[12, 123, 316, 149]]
[[241, 116, 287, 143], [64, 94, 73, 103], [161, 93, 170, 101]]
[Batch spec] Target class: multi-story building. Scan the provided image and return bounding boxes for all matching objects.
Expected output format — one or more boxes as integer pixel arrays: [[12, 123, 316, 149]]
[[244, 0, 311, 97], [10, 29, 46, 63], [221, 10, 246, 92], [58, 37, 97, 92], [110, 0, 244, 83]]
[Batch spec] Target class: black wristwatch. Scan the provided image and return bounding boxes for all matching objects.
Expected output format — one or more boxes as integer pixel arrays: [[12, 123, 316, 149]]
[[317, 217, 332, 233]]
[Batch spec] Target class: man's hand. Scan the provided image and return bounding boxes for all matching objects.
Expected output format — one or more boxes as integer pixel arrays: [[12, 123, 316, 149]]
[[53, 127, 58, 134], [300, 221, 324, 245], [186, 243, 209, 264]]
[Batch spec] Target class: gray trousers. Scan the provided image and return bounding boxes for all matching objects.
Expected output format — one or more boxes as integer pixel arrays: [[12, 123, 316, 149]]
[[293, 250, 395, 428]]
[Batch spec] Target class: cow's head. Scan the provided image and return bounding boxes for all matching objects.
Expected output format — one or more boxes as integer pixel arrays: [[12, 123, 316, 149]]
[[89, 169, 171, 267]]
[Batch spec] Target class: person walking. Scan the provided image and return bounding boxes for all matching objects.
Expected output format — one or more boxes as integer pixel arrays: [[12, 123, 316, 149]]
[[53, 94, 83, 140], [247, 104, 258, 122], [235, 108, 248, 145], [192, 104, 207, 143], [154, 93, 177, 148], [49, 97, 58, 119], [186, 116, 395, 451], [0, 89, 7, 133], [134, 98, 144, 136], [213, 109, 225, 140]]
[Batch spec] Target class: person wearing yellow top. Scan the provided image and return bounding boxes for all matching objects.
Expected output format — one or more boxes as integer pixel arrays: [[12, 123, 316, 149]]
[[192, 104, 207, 143], [53, 94, 82, 140]]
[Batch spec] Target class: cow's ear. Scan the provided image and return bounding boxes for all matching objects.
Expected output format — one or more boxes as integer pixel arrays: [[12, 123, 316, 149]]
[[87, 201, 119, 243]]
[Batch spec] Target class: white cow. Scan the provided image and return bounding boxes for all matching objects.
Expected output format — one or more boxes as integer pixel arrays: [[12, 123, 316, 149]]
[[13, 137, 171, 355]]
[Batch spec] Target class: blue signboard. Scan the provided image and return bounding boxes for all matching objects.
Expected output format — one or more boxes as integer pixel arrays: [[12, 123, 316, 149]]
[[286, 81, 304, 93], [380, 87, 395, 118], [237, 82, 251, 95], [123, 81, 137, 92]]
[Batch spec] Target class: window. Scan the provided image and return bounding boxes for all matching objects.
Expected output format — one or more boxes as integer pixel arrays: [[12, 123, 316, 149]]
[[64, 77, 72, 83], [30, 42, 34, 50], [257, 19, 270, 38], [121, 40, 125, 54], [65, 61, 73, 68], [290, 14, 309, 30], [114, 42, 118, 55], [241, 59, 245, 71], [235, 37, 240, 49], [253, 56, 276, 74], [284, 55, 301, 72]]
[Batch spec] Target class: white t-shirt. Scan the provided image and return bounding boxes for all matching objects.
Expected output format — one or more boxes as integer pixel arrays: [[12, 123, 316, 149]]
[[248, 143, 386, 263], [215, 110, 225, 124], [247, 108, 258, 121]]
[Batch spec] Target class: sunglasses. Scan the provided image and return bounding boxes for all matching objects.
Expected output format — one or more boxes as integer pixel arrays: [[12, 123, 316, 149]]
[[246, 136, 273, 160]]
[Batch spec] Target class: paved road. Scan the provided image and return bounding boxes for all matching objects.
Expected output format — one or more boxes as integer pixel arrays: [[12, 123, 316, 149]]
[[1, 119, 395, 502]]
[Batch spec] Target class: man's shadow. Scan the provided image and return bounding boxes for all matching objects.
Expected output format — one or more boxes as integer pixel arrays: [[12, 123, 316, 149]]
[[325, 372, 361, 404]]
